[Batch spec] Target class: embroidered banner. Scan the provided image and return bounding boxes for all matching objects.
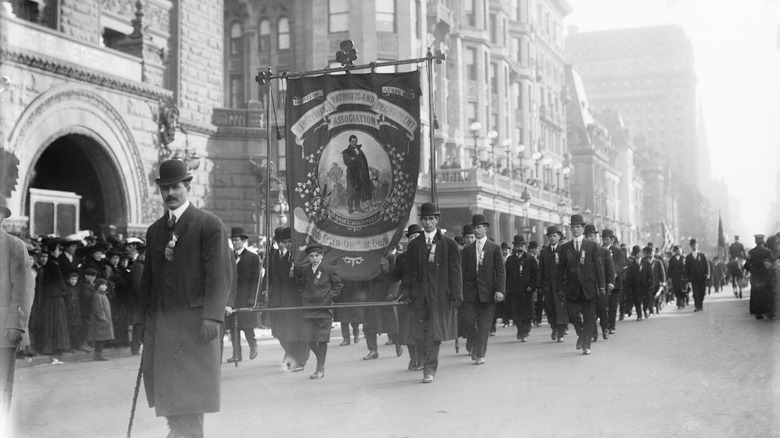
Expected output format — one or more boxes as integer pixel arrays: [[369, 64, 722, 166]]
[[285, 71, 421, 280]]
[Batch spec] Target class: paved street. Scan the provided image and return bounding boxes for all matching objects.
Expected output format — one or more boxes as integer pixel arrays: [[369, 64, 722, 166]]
[[9, 288, 780, 438]]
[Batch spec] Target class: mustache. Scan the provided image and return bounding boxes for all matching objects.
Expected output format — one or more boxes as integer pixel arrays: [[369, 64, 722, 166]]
[[165, 196, 179, 202]]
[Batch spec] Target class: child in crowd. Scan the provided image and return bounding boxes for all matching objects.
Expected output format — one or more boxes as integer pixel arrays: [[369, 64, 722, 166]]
[[87, 279, 114, 361], [63, 269, 87, 352]]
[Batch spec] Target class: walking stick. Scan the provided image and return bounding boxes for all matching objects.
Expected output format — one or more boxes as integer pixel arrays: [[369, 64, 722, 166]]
[[127, 355, 143, 438]]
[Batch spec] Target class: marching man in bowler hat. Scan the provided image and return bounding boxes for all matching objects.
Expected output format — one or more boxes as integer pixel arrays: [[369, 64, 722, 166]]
[[558, 215, 605, 355], [226, 227, 261, 363], [402, 203, 462, 383], [140, 159, 233, 437], [537, 226, 568, 342]]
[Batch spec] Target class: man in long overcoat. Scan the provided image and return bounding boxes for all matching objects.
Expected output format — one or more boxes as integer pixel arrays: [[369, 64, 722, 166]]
[[558, 215, 605, 355], [537, 226, 567, 342], [460, 214, 505, 365], [505, 235, 537, 342], [685, 238, 710, 312], [0, 196, 34, 427], [585, 225, 614, 341], [601, 229, 627, 334], [227, 227, 261, 363], [668, 245, 687, 309], [402, 203, 462, 383], [341, 134, 372, 214], [140, 159, 232, 437]]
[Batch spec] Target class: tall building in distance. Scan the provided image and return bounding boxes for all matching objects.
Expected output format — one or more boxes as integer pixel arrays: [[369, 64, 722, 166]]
[[565, 25, 710, 249]]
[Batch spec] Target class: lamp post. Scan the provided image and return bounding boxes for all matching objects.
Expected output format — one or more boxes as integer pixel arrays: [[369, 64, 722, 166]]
[[517, 144, 526, 180], [502, 138, 512, 174], [469, 121, 481, 165], [487, 130, 498, 163], [521, 186, 532, 240], [554, 163, 562, 191], [561, 155, 571, 194], [532, 151, 543, 181]]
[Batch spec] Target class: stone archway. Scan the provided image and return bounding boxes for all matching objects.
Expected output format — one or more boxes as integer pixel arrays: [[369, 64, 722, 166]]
[[7, 84, 149, 234]]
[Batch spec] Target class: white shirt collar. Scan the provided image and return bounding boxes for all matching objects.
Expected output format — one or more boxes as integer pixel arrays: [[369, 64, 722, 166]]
[[168, 201, 191, 221], [424, 230, 437, 242], [476, 236, 487, 246], [311, 263, 320, 273], [573, 235, 584, 244]]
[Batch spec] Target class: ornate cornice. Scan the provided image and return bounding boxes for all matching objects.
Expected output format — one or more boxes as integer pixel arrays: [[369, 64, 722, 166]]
[[212, 126, 265, 139], [0, 49, 172, 101], [179, 120, 218, 136]]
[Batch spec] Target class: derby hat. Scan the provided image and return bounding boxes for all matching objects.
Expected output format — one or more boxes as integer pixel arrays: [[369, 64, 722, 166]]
[[631, 245, 641, 255], [419, 202, 440, 217], [0, 195, 10, 218], [528, 241, 539, 250], [280, 227, 291, 240], [570, 214, 586, 226], [689, 238, 697, 245], [462, 224, 475, 236], [600, 229, 614, 239], [546, 225, 562, 236], [512, 235, 526, 245], [406, 224, 424, 237], [273, 226, 285, 240], [672, 245, 680, 251], [155, 159, 193, 186], [471, 214, 489, 227], [305, 242, 323, 254], [643, 246, 653, 254], [61, 234, 83, 246], [501, 241, 510, 250], [231, 227, 248, 239], [583, 224, 598, 236]]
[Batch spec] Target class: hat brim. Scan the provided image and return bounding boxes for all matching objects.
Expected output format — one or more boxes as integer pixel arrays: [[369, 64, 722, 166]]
[[231, 234, 248, 240], [155, 174, 193, 186], [0, 206, 10, 218], [472, 221, 490, 227]]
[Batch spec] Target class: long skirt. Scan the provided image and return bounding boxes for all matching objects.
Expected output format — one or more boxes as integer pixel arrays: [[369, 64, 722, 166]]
[[41, 297, 70, 354]]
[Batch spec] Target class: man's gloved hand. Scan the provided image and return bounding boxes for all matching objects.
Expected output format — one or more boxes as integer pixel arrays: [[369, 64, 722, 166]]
[[5, 329, 22, 346], [201, 319, 220, 341], [494, 292, 504, 302]]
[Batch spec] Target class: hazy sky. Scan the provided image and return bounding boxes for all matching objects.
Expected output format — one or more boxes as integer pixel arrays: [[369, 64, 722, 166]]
[[564, 0, 780, 237]]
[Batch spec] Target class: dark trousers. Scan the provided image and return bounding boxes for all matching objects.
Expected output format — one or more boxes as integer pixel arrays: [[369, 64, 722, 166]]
[[0, 347, 15, 422], [231, 328, 257, 359], [516, 319, 532, 339], [166, 413, 204, 437], [308, 342, 328, 368], [567, 295, 595, 350], [462, 299, 496, 358], [607, 290, 621, 330], [130, 323, 143, 354], [692, 281, 706, 310], [415, 298, 441, 377], [341, 322, 360, 340], [534, 293, 545, 323], [544, 289, 566, 336]]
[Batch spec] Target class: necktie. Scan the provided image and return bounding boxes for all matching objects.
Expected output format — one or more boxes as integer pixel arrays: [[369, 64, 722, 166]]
[[167, 214, 176, 231], [575, 239, 579, 253], [426, 237, 432, 249]]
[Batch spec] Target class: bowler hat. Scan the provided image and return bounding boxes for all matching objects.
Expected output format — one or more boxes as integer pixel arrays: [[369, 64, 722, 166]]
[[462, 224, 475, 236], [631, 245, 641, 255], [569, 214, 586, 226], [583, 224, 598, 236], [419, 202, 440, 217], [600, 229, 614, 239], [94, 278, 108, 287], [643, 246, 653, 254], [501, 241, 510, 250], [546, 225, 562, 237], [528, 241, 539, 250], [305, 242, 323, 254], [689, 238, 697, 245], [471, 214, 490, 227], [672, 245, 680, 251], [512, 235, 526, 245], [231, 227, 248, 239], [155, 159, 193, 186], [406, 224, 423, 237], [0, 195, 10, 218], [273, 226, 285, 240], [280, 227, 291, 240]]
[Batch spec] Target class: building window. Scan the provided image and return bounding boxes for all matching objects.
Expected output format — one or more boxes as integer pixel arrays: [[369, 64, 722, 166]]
[[376, 0, 395, 33], [102, 28, 126, 50], [513, 37, 521, 62], [415, 0, 422, 39], [329, 0, 348, 33], [466, 47, 477, 80], [258, 19, 271, 52], [489, 14, 497, 43], [277, 17, 290, 50], [490, 63, 498, 92], [230, 22, 242, 56], [467, 101, 477, 125], [230, 75, 243, 108], [465, 0, 476, 26]]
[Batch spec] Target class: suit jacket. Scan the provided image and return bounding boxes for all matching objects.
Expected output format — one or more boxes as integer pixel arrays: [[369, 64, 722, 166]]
[[624, 256, 640, 296], [558, 237, 605, 301], [598, 246, 616, 289], [608, 244, 628, 290], [668, 255, 685, 283], [404, 228, 462, 341], [461, 238, 506, 303], [638, 257, 656, 294], [298, 263, 343, 319], [140, 204, 233, 417], [0, 229, 34, 348], [232, 248, 261, 328], [685, 252, 710, 284]]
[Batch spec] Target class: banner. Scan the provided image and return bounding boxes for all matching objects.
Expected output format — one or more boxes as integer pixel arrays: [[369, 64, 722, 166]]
[[285, 71, 421, 280]]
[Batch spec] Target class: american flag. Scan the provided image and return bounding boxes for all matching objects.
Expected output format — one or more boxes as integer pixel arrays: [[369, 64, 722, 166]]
[[661, 221, 675, 252]]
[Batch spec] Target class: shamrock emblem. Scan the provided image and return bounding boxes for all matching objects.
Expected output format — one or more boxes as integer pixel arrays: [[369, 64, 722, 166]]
[[335, 40, 358, 68]]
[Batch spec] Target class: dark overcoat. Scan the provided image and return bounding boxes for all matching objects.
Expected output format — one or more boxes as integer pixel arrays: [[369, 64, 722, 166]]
[[608, 244, 628, 291], [461, 239, 506, 303], [140, 204, 233, 417], [342, 146, 372, 202], [230, 248, 261, 329], [597, 246, 616, 309], [363, 255, 398, 334], [638, 257, 656, 296], [266, 249, 304, 342], [386, 251, 415, 345], [558, 239, 605, 301], [537, 244, 567, 325], [297, 264, 343, 319], [667, 255, 686, 294], [684, 253, 709, 285], [746, 245, 773, 314], [505, 252, 537, 321], [41, 259, 70, 353], [403, 229, 462, 342]]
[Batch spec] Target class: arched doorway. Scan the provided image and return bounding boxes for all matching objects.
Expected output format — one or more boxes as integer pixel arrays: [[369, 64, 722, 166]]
[[28, 134, 127, 235]]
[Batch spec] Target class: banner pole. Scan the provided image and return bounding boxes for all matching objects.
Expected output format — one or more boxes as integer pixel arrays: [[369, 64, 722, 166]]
[[264, 67, 273, 300], [426, 49, 438, 205]]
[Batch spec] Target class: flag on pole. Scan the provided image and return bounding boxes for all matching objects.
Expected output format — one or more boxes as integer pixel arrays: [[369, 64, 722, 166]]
[[717, 212, 725, 247], [285, 71, 422, 280], [661, 221, 675, 252]]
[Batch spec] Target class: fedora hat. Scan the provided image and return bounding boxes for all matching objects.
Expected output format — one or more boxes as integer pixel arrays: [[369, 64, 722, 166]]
[[583, 224, 598, 236], [546, 225, 562, 237], [512, 234, 526, 245], [419, 202, 440, 217], [406, 224, 423, 237], [600, 229, 614, 239], [231, 227, 248, 239], [0, 195, 10, 218], [462, 224, 475, 236], [471, 214, 489, 227], [569, 214, 586, 226], [155, 159, 193, 186], [305, 242, 323, 254]]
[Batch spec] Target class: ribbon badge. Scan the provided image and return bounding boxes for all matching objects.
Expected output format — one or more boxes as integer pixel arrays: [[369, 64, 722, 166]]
[[579, 249, 586, 265], [165, 233, 178, 262]]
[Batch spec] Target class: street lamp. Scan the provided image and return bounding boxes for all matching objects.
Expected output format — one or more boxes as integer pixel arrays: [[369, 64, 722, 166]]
[[553, 163, 562, 191], [521, 186, 532, 239], [542, 157, 552, 187], [502, 138, 512, 174], [517, 144, 526, 180], [487, 130, 498, 163], [532, 151, 543, 181], [469, 121, 481, 164]]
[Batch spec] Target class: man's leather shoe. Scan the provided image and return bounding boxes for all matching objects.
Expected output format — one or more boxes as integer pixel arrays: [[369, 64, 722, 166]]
[[385, 339, 395, 345], [582, 348, 591, 355], [471, 350, 478, 361], [489, 331, 496, 337], [291, 365, 304, 372], [556, 337, 564, 342], [475, 357, 485, 365], [408, 359, 417, 371], [363, 350, 378, 360], [603, 330, 609, 340], [576, 338, 582, 350], [395, 343, 403, 357], [422, 375, 434, 383], [309, 368, 325, 379], [227, 356, 241, 363], [339, 340, 351, 346], [619, 314, 625, 321], [249, 347, 258, 360], [520, 337, 527, 342], [551, 330, 557, 341], [609, 329, 615, 334], [354, 335, 360, 344], [412, 364, 424, 371]]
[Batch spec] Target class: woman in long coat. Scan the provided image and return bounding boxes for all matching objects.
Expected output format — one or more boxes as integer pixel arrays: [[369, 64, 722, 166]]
[[41, 241, 70, 355]]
